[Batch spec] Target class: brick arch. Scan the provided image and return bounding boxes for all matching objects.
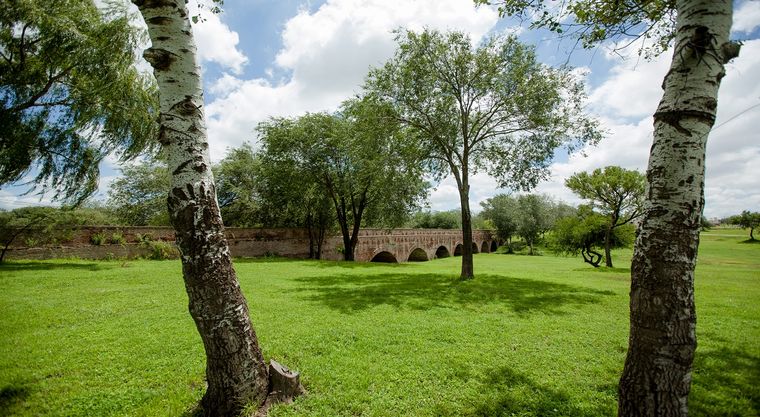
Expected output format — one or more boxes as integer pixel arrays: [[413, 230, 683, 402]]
[[453, 243, 463, 256], [471, 242, 479, 253], [490, 240, 498, 252], [435, 245, 451, 258], [480, 241, 489, 253], [407, 247, 429, 262], [370, 251, 398, 263]]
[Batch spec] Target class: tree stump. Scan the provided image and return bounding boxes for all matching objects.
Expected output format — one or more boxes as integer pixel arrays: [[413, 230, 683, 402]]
[[254, 360, 305, 416]]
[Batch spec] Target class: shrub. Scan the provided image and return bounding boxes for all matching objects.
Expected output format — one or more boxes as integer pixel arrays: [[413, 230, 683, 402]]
[[90, 233, 105, 245], [109, 231, 126, 245], [141, 240, 179, 260]]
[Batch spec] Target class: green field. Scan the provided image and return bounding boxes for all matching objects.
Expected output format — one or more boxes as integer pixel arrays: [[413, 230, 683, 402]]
[[1, 229, 758, 416]]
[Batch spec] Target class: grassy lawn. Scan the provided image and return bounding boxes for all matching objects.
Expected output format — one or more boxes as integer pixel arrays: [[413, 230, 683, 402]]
[[1, 229, 758, 416]]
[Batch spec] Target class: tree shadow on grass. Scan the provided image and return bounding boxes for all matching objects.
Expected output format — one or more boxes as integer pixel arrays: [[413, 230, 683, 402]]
[[436, 366, 613, 416], [691, 345, 760, 416], [293, 273, 614, 316], [0, 385, 30, 414], [0, 261, 109, 272]]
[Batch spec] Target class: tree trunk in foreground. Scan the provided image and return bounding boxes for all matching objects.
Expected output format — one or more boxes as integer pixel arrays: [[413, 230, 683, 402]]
[[132, 1, 269, 415], [618, 1, 739, 416]]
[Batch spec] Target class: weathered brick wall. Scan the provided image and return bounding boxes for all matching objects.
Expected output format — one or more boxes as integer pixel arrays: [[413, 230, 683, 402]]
[[3, 226, 494, 262]]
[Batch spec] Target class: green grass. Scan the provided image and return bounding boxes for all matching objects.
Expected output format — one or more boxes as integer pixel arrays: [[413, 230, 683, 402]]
[[1, 229, 758, 416]]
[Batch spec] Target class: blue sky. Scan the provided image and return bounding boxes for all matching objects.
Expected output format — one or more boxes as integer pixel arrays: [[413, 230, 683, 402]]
[[2, 0, 759, 218]]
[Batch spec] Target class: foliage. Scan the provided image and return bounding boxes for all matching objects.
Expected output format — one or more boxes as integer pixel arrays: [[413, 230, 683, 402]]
[[140, 239, 179, 260], [728, 210, 760, 241], [107, 161, 170, 226], [408, 210, 461, 229], [565, 166, 645, 267], [514, 194, 558, 255], [256, 96, 428, 260], [474, 0, 677, 58], [480, 194, 519, 243], [213, 143, 262, 227], [109, 231, 126, 245], [366, 28, 600, 277], [90, 232, 105, 246], [550, 205, 635, 267], [1, 230, 757, 416], [0, 0, 158, 203]]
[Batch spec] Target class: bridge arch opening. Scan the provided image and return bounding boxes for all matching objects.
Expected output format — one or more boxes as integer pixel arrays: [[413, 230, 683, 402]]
[[472, 242, 479, 253], [454, 244, 463, 256], [480, 241, 489, 253], [407, 248, 428, 262], [435, 246, 450, 258], [491, 240, 498, 252], [371, 251, 398, 263]]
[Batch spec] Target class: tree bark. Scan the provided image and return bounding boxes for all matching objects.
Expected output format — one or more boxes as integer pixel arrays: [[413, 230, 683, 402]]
[[604, 225, 613, 267], [458, 181, 474, 279], [618, 1, 738, 416], [132, 1, 269, 415]]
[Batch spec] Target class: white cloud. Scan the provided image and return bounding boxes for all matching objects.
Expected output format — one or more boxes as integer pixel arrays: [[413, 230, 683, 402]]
[[534, 39, 760, 219], [203, 0, 499, 160], [733, 0, 760, 34], [189, 0, 248, 74]]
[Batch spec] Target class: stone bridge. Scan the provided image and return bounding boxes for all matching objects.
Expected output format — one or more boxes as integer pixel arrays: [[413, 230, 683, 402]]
[[347, 228, 497, 263], [4, 226, 498, 262]]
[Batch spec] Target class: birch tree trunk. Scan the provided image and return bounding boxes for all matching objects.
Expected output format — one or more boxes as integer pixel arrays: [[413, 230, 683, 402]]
[[132, 1, 269, 415], [618, 1, 739, 415]]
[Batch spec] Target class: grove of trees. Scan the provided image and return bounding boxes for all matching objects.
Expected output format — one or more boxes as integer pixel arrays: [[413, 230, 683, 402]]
[[366, 28, 600, 279]]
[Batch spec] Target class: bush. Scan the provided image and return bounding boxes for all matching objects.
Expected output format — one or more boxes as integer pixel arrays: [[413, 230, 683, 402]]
[[141, 240, 179, 260], [109, 231, 126, 245], [90, 233, 105, 245]]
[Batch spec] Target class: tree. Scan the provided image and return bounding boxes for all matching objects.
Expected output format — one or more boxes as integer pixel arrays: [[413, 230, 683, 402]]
[[408, 210, 462, 229], [0, 0, 158, 204], [255, 144, 336, 259], [131, 1, 273, 415], [514, 194, 555, 255], [256, 97, 428, 261], [478, 0, 742, 414], [213, 143, 262, 227], [366, 29, 600, 279], [107, 161, 171, 226], [550, 205, 634, 267], [729, 210, 760, 241], [565, 166, 645, 267], [480, 194, 518, 246]]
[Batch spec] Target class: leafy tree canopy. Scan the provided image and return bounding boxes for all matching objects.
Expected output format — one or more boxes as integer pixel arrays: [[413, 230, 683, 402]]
[[107, 160, 170, 226], [0, 0, 158, 204], [213, 143, 262, 227], [729, 210, 760, 241], [549, 205, 634, 267], [475, 0, 677, 58]]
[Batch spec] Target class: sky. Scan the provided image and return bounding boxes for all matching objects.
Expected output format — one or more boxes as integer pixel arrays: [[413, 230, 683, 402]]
[[2, 0, 759, 219]]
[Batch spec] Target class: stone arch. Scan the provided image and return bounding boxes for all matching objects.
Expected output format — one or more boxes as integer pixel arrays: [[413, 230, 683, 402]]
[[472, 242, 479, 253], [435, 245, 450, 258], [407, 248, 428, 262], [454, 243, 463, 256], [480, 241, 489, 253], [490, 240, 498, 252], [371, 251, 398, 263]]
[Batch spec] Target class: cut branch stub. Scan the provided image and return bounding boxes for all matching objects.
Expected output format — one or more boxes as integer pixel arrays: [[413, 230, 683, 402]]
[[254, 360, 305, 417], [268, 359, 305, 403]]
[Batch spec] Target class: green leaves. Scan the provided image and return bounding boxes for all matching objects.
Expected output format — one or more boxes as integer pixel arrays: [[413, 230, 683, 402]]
[[0, 0, 158, 204]]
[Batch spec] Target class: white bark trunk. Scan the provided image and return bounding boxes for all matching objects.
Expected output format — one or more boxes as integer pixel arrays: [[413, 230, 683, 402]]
[[132, 1, 269, 415], [618, 1, 739, 416]]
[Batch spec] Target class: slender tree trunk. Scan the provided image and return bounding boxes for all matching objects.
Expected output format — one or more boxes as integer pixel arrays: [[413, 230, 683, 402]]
[[133, 1, 269, 415], [604, 225, 613, 267], [458, 182, 474, 279], [618, 1, 738, 416]]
